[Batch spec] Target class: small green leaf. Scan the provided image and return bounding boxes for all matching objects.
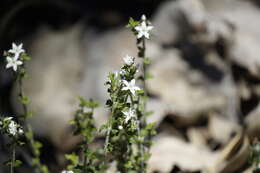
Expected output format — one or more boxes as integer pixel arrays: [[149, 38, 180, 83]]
[[19, 96, 30, 105], [126, 17, 139, 28], [65, 153, 79, 166], [14, 160, 22, 167], [143, 57, 151, 65], [144, 73, 153, 80]]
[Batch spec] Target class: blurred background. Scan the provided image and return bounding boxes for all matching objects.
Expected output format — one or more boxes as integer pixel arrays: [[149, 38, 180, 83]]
[[1, 0, 260, 172]]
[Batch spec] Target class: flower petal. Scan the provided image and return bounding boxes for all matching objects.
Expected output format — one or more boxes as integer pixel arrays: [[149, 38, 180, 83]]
[[13, 64, 17, 71], [122, 86, 128, 91], [135, 26, 141, 31], [137, 32, 143, 38], [147, 26, 154, 31], [6, 63, 12, 69], [18, 43, 23, 49], [17, 60, 23, 65], [144, 32, 150, 39], [130, 79, 136, 86]]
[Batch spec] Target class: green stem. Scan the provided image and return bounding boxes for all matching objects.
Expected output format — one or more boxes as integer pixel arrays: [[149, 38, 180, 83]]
[[18, 77, 28, 120], [82, 141, 88, 172], [10, 145, 16, 173], [140, 38, 147, 173], [104, 111, 113, 154], [83, 108, 94, 171], [142, 38, 147, 103], [17, 75, 49, 173]]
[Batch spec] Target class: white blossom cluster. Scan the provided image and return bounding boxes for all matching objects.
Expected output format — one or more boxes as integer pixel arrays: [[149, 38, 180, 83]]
[[114, 55, 141, 125], [122, 108, 136, 124], [0, 117, 23, 136], [5, 43, 25, 71], [122, 55, 141, 96]]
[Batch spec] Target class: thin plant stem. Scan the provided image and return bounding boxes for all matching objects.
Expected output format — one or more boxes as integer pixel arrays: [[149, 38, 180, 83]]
[[18, 77, 28, 120], [140, 38, 147, 173], [10, 145, 16, 173], [17, 75, 49, 173], [83, 107, 94, 171], [142, 38, 147, 105]]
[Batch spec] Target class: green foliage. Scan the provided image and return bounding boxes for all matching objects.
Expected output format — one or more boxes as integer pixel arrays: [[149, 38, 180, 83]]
[[126, 17, 139, 28], [66, 97, 108, 173], [19, 95, 30, 105], [2, 44, 50, 173], [143, 57, 151, 65], [102, 18, 156, 170], [65, 153, 79, 169], [250, 140, 260, 172], [1, 15, 156, 173]]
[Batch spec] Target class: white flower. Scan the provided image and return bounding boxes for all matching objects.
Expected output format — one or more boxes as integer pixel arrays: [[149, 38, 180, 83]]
[[122, 108, 136, 123], [123, 55, 134, 66], [122, 79, 140, 95], [135, 21, 153, 39], [118, 125, 123, 130], [6, 55, 23, 71], [8, 121, 18, 136], [8, 43, 25, 57], [141, 14, 146, 21], [61, 170, 74, 173]]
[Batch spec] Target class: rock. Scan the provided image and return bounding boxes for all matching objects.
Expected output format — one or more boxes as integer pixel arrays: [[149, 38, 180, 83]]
[[152, 0, 206, 45], [147, 49, 232, 124], [187, 127, 209, 148], [208, 113, 240, 145], [148, 134, 218, 173], [146, 99, 170, 125], [245, 103, 260, 139], [202, 0, 260, 78], [229, 31, 260, 78]]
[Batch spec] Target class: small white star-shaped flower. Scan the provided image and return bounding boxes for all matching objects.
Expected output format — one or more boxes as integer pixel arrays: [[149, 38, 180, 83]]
[[122, 79, 140, 95], [118, 125, 123, 130], [8, 121, 18, 136], [6, 55, 23, 71], [8, 43, 25, 57], [123, 55, 134, 66], [122, 108, 136, 123], [135, 21, 153, 39]]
